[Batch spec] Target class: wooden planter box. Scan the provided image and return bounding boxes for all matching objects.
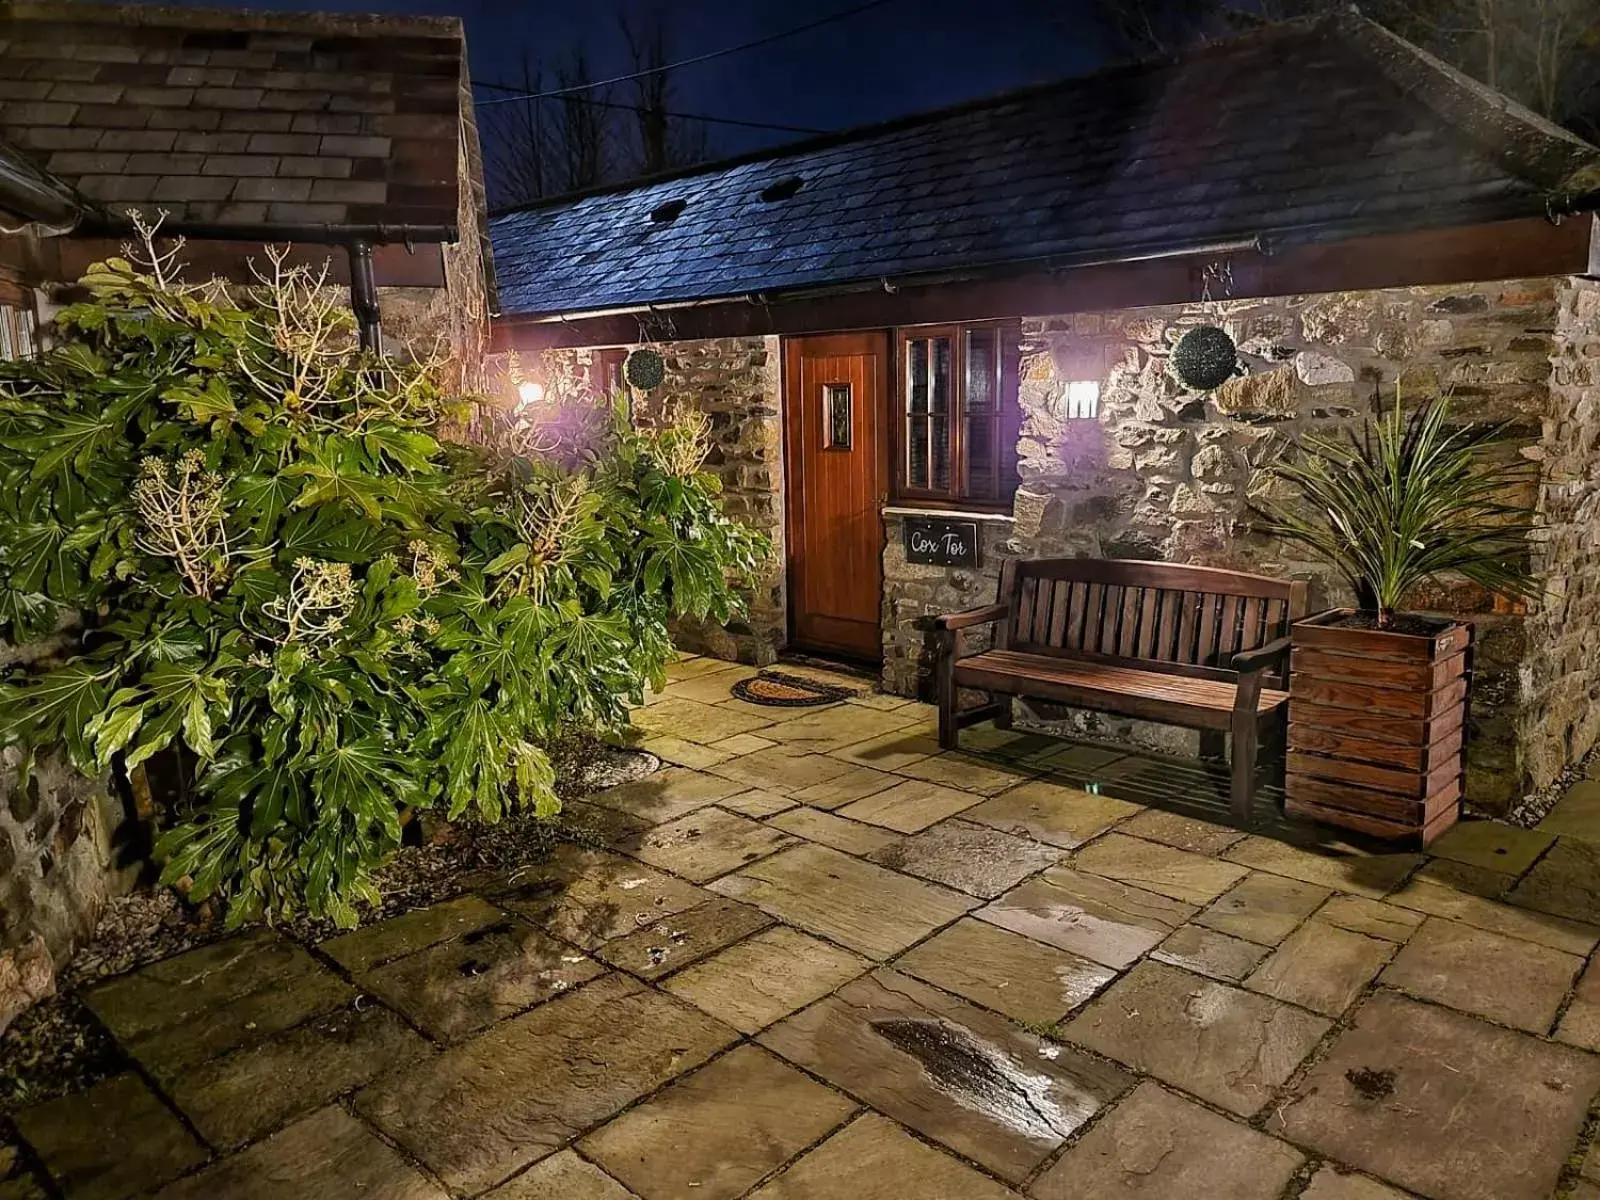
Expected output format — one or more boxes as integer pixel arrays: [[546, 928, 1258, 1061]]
[[1286, 609, 1473, 848]]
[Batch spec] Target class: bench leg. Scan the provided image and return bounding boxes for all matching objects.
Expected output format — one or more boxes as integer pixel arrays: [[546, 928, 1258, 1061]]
[[1230, 710, 1258, 825], [993, 696, 1012, 730], [937, 631, 958, 751]]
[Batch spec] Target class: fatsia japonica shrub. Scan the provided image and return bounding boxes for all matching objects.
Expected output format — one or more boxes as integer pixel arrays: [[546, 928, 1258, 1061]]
[[0, 226, 767, 926]]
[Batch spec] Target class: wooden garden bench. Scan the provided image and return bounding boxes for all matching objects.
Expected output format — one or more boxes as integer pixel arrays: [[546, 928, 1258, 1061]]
[[934, 558, 1308, 822]]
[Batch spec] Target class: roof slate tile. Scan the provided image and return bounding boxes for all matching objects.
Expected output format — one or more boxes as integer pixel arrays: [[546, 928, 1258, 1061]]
[[1, 2, 465, 230], [490, 11, 1600, 317]]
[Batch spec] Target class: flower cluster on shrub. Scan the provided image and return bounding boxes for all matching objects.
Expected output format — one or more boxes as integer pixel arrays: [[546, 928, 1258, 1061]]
[[0, 227, 767, 926]]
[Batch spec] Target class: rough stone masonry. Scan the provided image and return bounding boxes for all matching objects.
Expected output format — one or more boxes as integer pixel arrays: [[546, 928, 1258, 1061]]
[[551, 276, 1600, 817], [907, 276, 1592, 816]]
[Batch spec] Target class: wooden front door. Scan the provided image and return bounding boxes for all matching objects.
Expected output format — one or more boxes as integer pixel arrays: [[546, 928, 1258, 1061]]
[[784, 332, 889, 660]]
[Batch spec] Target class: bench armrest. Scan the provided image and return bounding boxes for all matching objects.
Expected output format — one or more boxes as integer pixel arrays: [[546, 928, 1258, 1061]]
[[934, 604, 1008, 632], [1231, 636, 1292, 675]]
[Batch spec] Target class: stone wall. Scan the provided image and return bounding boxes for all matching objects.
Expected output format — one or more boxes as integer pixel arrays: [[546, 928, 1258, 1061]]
[[1010, 279, 1561, 812], [878, 277, 1588, 814], [1525, 279, 1600, 793], [882, 513, 1011, 698], [0, 635, 134, 1033], [552, 337, 787, 664]]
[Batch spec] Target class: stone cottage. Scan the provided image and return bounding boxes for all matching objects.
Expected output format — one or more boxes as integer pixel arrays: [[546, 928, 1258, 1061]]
[[490, 11, 1600, 817], [0, 1, 494, 1025]]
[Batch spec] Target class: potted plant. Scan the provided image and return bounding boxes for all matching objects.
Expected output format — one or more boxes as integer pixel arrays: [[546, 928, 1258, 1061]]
[[1258, 392, 1537, 846]]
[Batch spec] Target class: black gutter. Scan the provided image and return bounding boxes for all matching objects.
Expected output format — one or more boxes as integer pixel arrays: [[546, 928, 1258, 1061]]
[[0, 150, 84, 229]]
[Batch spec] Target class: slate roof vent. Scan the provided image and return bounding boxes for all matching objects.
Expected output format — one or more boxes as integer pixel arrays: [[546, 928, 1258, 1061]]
[[650, 198, 688, 223], [759, 176, 805, 203]]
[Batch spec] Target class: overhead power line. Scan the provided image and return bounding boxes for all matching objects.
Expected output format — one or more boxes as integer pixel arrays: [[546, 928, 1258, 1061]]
[[475, 0, 900, 107], [471, 79, 828, 135]]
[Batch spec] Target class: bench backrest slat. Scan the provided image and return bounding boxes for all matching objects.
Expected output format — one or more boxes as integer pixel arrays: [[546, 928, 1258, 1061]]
[[998, 558, 1307, 686]]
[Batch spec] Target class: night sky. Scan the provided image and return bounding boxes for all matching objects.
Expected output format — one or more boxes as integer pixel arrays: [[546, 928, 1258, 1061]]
[[144, 0, 1108, 158]]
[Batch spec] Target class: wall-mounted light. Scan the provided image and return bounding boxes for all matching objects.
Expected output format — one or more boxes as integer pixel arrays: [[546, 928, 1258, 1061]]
[[1066, 380, 1100, 419], [517, 380, 546, 407]]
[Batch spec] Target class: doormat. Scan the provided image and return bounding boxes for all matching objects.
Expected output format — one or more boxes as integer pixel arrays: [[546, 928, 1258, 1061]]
[[731, 670, 858, 707]]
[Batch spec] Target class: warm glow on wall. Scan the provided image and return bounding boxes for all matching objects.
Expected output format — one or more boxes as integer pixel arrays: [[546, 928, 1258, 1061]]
[[517, 379, 546, 406], [1067, 380, 1100, 419]]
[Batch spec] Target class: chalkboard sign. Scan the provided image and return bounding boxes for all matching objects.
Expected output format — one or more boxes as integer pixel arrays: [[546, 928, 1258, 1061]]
[[904, 517, 980, 568]]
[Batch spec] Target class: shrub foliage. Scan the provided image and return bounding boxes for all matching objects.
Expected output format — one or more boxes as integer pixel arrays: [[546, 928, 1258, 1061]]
[[0, 231, 766, 925]]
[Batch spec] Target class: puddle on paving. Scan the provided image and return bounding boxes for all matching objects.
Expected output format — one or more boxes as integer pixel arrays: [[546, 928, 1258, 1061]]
[[872, 1018, 1098, 1141]]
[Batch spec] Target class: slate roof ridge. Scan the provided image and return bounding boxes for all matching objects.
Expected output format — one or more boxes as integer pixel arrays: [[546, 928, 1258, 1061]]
[[1324, 7, 1600, 198], [7, 1, 463, 40]]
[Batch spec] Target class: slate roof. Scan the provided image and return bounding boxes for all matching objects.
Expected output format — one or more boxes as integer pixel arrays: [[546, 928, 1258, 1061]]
[[491, 11, 1600, 319], [0, 2, 466, 230]]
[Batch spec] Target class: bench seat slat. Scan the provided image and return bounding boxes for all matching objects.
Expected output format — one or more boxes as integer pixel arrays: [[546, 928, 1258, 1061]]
[[954, 649, 1289, 731]]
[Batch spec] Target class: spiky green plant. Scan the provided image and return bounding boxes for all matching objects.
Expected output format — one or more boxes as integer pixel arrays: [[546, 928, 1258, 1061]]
[[1257, 392, 1538, 628]]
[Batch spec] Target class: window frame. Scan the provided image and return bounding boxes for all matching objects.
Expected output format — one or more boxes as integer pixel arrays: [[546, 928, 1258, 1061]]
[[593, 347, 629, 398], [891, 320, 1020, 513], [0, 283, 37, 364]]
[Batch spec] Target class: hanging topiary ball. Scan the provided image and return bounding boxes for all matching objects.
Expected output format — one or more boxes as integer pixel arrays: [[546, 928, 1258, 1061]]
[[1171, 325, 1238, 391], [624, 347, 665, 391]]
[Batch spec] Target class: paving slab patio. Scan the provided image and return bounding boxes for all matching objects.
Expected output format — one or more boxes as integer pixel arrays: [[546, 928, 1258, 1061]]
[[759, 969, 1130, 1183], [708, 843, 975, 959], [14, 1074, 207, 1200], [1029, 1080, 1303, 1200], [1244, 919, 1395, 1017], [18, 656, 1600, 1200], [867, 819, 1061, 897], [580, 1045, 856, 1200], [1279, 992, 1600, 1200], [356, 973, 737, 1195], [485, 1150, 637, 1199], [892, 918, 1116, 1024], [1061, 960, 1330, 1116]]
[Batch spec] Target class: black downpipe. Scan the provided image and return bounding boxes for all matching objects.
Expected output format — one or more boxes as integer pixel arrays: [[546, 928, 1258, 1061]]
[[347, 239, 382, 354]]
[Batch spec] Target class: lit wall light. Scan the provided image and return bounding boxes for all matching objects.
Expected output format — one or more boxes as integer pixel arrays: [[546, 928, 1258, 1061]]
[[517, 380, 546, 407], [1066, 380, 1100, 419]]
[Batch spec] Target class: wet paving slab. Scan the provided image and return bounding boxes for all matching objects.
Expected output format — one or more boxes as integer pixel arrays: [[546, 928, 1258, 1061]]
[[21, 660, 1600, 1200], [1060, 960, 1329, 1117], [356, 917, 605, 1042], [1031, 1080, 1303, 1200], [13, 1074, 206, 1200], [593, 897, 773, 981], [962, 781, 1141, 850], [82, 930, 355, 1078], [151, 1106, 444, 1200], [663, 926, 869, 1034], [580, 1045, 856, 1200], [759, 969, 1131, 1183], [868, 820, 1062, 898], [615, 807, 798, 882], [746, 1113, 1021, 1200], [975, 866, 1195, 969], [892, 918, 1116, 1026], [1279, 992, 1600, 1200], [709, 844, 976, 960], [356, 973, 737, 1195], [490, 846, 711, 950]]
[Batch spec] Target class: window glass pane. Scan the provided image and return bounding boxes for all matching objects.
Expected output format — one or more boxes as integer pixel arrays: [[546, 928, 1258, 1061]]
[[18, 308, 34, 359], [965, 328, 995, 414], [824, 383, 851, 449], [966, 415, 995, 500], [931, 413, 950, 491], [0, 309, 14, 362], [907, 339, 928, 415], [931, 337, 951, 415], [907, 415, 929, 487]]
